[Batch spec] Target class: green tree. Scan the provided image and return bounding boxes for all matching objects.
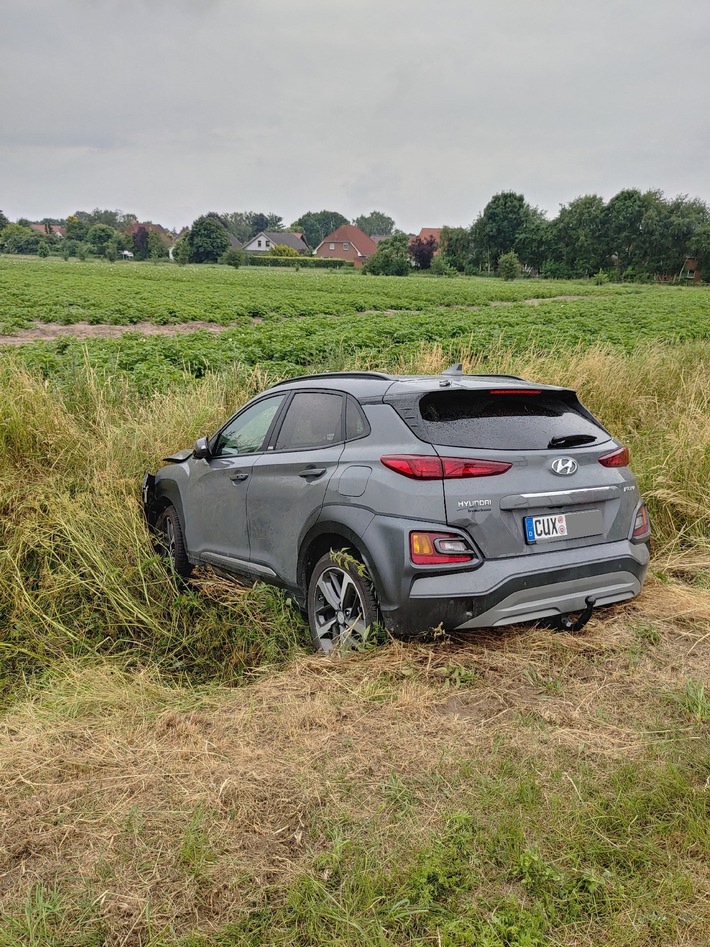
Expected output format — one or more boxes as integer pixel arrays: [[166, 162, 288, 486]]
[[408, 234, 438, 269], [173, 235, 190, 265], [37, 241, 50, 258], [76, 244, 88, 261], [547, 195, 607, 277], [362, 233, 410, 276], [354, 210, 396, 237], [186, 215, 230, 263], [472, 191, 540, 269], [0, 210, 9, 231], [250, 212, 283, 237], [87, 223, 119, 255], [65, 216, 90, 242], [498, 251, 521, 280], [105, 241, 119, 263], [290, 210, 349, 249], [74, 208, 137, 231], [147, 231, 168, 260], [439, 226, 475, 272], [0, 223, 40, 254]]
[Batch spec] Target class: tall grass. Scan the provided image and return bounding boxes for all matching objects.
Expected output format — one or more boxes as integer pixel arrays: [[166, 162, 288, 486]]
[[1, 342, 708, 698]]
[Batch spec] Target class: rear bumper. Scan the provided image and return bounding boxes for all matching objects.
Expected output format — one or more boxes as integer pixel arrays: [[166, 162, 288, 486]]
[[380, 539, 650, 635]]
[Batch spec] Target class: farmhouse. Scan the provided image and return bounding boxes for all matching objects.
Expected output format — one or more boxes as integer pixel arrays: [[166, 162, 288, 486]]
[[29, 223, 65, 238], [243, 231, 309, 254], [314, 224, 376, 268]]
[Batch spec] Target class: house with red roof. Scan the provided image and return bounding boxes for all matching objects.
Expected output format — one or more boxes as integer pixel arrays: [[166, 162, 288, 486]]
[[314, 224, 376, 268], [30, 223, 66, 238], [416, 227, 443, 245]]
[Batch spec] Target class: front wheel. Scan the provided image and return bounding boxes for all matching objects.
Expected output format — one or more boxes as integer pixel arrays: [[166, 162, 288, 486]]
[[307, 551, 380, 654], [156, 504, 192, 580]]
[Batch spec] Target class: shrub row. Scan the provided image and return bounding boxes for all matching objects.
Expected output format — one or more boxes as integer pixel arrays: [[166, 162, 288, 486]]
[[242, 255, 354, 269]]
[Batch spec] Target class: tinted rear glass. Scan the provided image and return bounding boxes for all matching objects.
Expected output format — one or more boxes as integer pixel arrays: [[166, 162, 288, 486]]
[[414, 391, 605, 450]]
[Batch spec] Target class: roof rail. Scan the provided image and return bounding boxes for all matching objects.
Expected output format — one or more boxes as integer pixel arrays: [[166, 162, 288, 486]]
[[272, 371, 394, 387]]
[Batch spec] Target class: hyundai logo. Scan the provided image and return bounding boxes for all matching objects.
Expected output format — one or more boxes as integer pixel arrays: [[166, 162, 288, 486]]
[[551, 457, 578, 476]]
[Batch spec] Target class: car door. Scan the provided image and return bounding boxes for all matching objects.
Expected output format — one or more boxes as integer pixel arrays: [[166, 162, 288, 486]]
[[184, 393, 286, 575], [247, 390, 346, 586]]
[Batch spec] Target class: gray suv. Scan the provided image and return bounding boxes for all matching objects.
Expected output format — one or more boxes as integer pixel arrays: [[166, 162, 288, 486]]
[[143, 368, 651, 652]]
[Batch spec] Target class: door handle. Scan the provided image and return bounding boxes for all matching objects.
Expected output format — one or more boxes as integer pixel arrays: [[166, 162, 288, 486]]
[[298, 467, 326, 478], [230, 473, 249, 483]]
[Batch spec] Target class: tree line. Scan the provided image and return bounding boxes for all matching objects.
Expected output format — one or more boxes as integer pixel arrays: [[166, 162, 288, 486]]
[[2, 191, 709, 280], [438, 189, 710, 280]]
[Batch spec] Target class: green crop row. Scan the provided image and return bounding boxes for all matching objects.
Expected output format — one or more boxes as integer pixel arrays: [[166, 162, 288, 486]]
[[0, 258, 647, 332]]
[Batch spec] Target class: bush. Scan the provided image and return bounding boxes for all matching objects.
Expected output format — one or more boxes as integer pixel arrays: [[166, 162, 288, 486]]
[[37, 241, 50, 258], [243, 255, 353, 269], [269, 244, 299, 257], [498, 251, 521, 281], [363, 234, 411, 276], [430, 255, 456, 277], [220, 248, 244, 268], [594, 269, 610, 285]]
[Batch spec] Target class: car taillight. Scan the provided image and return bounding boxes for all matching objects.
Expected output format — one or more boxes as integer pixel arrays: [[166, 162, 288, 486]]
[[632, 503, 651, 541], [381, 455, 511, 479], [598, 446, 630, 467], [410, 531, 475, 565], [489, 389, 542, 395]]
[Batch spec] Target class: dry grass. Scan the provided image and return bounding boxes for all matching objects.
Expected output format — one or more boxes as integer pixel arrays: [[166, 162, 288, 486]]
[[1, 590, 708, 944]]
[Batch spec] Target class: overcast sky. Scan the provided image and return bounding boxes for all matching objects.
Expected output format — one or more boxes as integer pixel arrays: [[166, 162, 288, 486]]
[[2, 0, 709, 232]]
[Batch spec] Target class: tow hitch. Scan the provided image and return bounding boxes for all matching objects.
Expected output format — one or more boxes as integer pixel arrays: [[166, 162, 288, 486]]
[[557, 595, 597, 634]]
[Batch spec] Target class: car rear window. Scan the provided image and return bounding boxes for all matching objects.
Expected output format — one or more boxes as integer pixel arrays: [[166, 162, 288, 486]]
[[411, 391, 606, 450]]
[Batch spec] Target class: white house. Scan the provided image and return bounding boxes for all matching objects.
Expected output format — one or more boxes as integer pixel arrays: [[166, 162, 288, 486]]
[[242, 231, 309, 254]]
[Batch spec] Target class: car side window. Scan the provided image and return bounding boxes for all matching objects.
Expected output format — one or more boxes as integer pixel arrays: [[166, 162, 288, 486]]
[[214, 395, 285, 457], [274, 392, 344, 451]]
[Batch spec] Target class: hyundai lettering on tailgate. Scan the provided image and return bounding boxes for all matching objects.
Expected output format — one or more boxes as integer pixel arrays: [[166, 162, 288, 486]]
[[524, 510, 604, 544]]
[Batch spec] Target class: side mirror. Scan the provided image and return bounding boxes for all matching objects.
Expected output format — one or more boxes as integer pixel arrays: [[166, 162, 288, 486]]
[[193, 436, 211, 460]]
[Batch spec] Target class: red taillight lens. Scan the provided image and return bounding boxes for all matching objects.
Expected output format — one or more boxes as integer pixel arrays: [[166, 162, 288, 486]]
[[381, 455, 511, 479], [410, 531, 474, 565], [632, 503, 651, 540], [380, 455, 443, 479], [441, 458, 512, 478], [599, 446, 630, 467]]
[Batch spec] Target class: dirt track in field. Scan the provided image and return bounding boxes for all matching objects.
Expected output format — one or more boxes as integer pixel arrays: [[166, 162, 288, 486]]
[[0, 321, 229, 346]]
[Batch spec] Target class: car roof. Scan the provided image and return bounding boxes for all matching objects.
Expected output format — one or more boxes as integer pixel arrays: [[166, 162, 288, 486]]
[[268, 370, 568, 400]]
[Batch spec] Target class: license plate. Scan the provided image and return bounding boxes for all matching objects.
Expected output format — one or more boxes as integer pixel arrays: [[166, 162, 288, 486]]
[[524, 509, 603, 544]]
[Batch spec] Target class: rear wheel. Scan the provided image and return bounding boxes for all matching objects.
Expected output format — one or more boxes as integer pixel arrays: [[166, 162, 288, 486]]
[[156, 504, 192, 579], [307, 551, 380, 654]]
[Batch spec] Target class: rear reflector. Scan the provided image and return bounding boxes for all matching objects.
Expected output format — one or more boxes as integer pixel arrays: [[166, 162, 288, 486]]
[[381, 455, 512, 479], [598, 446, 630, 467], [410, 531, 474, 565]]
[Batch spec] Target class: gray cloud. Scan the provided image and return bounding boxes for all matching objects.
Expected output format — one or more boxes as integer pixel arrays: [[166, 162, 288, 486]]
[[2, 0, 709, 230]]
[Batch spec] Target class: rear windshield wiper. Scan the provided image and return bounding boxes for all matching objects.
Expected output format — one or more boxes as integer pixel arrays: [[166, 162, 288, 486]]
[[548, 434, 598, 448]]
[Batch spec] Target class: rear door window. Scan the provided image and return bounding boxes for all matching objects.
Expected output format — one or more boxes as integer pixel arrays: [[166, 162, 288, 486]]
[[413, 391, 606, 450], [273, 392, 344, 451]]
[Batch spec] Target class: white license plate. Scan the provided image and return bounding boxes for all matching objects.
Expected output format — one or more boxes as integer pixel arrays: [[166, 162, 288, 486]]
[[524, 509, 603, 544]]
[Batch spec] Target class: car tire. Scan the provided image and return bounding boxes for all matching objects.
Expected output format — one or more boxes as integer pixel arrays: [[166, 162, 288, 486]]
[[156, 504, 192, 580], [307, 551, 380, 654]]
